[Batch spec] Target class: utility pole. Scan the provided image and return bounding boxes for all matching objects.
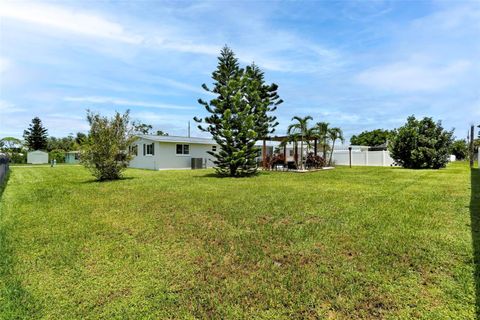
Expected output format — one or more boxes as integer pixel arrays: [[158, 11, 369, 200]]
[[188, 121, 191, 138]]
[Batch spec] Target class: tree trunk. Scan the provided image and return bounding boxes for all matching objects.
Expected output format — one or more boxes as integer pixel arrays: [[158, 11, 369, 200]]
[[323, 138, 327, 159], [294, 142, 298, 167], [329, 139, 336, 166], [300, 136, 304, 170]]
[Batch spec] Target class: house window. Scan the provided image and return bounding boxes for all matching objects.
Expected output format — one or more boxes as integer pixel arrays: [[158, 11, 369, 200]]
[[129, 145, 138, 156], [144, 143, 154, 156], [289, 149, 294, 156], [176, 144, 190, 155], [212, 145, 217, 152]]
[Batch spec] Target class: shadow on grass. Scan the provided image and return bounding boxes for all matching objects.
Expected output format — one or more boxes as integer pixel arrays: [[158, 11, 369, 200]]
[[0, 170, 9, 200], [192, 172, 264, 179], [80, 176, 136, 184], [471, 168, 480, 318]]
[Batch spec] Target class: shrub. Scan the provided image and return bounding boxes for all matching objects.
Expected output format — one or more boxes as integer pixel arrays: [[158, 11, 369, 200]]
[[81, 110, 136, 181], [389, 116, 453, 169], [49, 149, 65, 163], [450, 140, 468, 160]]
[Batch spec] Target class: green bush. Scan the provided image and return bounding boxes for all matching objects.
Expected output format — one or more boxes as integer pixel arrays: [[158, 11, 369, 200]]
[[450, 140, 468, 160], [389, 116, 453, 169], [49, 149, 65, 163], [8, 152, 26, 164], [81, 110, 136, 181]]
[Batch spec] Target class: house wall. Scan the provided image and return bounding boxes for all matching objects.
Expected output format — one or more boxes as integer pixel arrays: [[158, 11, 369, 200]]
[[65, 153, 80, 164], [27, 150, 49, 164], [129, 138, 218, 170]]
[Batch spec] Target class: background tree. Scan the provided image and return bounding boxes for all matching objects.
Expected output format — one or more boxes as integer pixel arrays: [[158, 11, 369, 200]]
[[81, 110, 137, 181], [156, 130, 169, 136], [23, 117, 48, 150], [0, 137, 26, 163], [389, 116, 453, 169], [314, 122, 330, 159], [287, 116, 312, 170], [195, 46, 279, 176], [47, 136, 76, 152], [244, 63, 282, 138], [450, 139, 468, 160], [328, 127, 344, 166], [350, 129, 393, 146], [75, 132, 87, 146], [0, 137, 22, 152], [132, 121, 153, 135]]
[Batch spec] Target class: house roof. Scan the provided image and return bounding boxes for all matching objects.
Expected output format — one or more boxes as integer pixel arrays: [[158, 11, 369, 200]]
[[136, 134, 216, 145]]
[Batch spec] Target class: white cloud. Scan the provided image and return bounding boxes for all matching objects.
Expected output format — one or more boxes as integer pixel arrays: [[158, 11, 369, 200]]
[[64, 96, 195, 110], [355, 59, 471, 92], [0, 2, 142, 44], [0, 100, 25, 114]]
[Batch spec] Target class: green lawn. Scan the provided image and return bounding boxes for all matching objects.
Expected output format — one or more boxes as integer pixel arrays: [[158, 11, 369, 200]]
[[0, 163, 477, 319]]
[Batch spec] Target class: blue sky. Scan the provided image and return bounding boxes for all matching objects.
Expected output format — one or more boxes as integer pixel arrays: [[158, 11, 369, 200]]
[[0, 0, 479, 140]]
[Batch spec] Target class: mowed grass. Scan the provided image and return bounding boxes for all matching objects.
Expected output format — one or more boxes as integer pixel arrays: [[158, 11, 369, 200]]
[[0, 163, 476, 319]]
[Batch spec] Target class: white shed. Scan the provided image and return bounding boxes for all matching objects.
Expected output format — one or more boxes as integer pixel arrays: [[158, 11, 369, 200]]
[[129, 135, 219, 170], [27, 150, 49, 164]]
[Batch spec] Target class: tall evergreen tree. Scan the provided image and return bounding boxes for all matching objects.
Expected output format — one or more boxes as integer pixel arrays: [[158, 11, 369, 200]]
[[244, 63, 282, 138], [23, 117, 48, 150], [195, 46, 278, 177]]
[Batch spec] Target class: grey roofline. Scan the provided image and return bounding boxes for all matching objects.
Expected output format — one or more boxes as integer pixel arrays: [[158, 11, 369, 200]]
[[135, 134, 216, 145]]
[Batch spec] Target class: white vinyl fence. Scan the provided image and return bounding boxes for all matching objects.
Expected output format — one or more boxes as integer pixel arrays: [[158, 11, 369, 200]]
[[330, 150, 395, 167]]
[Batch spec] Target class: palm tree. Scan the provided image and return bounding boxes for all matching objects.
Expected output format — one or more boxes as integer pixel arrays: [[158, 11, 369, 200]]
[[328, 127, 344, 166], [313, 121, 330, 159], [287, 116, 312, 170]]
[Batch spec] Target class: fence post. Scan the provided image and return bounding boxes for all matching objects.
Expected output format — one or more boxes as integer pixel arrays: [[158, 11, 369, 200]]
[[348, 147, 352, 168], [382, 150, 385, 166], [365, 149, 369, 166]]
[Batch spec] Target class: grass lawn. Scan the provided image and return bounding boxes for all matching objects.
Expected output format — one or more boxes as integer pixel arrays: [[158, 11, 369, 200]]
[[0, 163, 477, 319]]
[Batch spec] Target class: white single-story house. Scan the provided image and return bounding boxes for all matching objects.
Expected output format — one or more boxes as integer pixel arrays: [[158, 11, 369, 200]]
[[27, 150, 49, 164], [129, 135, 219, 170]]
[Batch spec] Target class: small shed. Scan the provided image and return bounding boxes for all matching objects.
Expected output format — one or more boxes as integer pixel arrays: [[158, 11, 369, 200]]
[[27, 150, 48, 164], [65, 151, 80, 164]]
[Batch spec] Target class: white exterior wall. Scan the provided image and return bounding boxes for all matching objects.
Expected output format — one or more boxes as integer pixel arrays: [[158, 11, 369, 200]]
[[330, 150, 395, 167], [129, 138, 218, 170], [27, 150, 49, 164]]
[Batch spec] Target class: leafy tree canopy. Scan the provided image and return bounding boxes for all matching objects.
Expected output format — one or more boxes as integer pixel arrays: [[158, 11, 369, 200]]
[[156, 130, 169, 136], [81, 110, 137, 181], [23, 117, 48, 150], [0, 137, 23, 150], [450, 139, 468, 160], [47, 136, 76, 152], [132, 121, 153, 135], [350, 129, 393, 146], [389, 116, 453, 169]]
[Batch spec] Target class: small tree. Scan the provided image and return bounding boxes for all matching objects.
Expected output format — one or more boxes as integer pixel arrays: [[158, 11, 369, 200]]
[[328, 127, 344, 166], [287, 116, 312, 170], [81, 110, 136, 181], [450, 139, 468, 160], [314, 122, 330, 159], [389, 116, 453, 169], [23, 117, 48, 150]]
